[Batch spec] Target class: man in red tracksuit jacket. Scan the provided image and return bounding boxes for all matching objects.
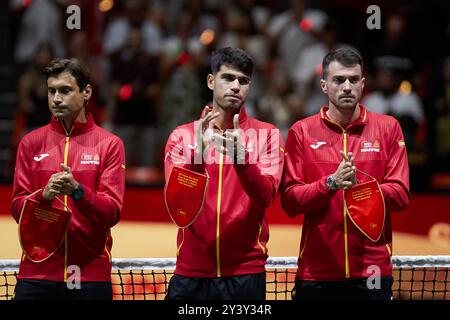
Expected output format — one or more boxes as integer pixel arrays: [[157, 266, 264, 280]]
[[164, 47, 284, 299], [281, 47, 410, 300], [11, 58, 125, 299]]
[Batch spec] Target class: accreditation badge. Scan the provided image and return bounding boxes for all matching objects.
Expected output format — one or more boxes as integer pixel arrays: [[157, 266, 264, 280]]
[[164, 166, 208, 228], [18, 196, 71, 263], [344, 179, 386, 242]]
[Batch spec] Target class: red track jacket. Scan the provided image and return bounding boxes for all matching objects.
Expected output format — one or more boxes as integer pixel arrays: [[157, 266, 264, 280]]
[[164, 107, 284, 277], [11, 114, 125, 282], [282, 105, 410, 280]]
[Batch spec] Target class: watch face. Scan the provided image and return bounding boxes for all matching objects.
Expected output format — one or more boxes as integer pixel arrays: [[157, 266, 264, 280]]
[[326, 176, 336, 190], [73, 187, 84, 200], [326, 176, 333, 188]]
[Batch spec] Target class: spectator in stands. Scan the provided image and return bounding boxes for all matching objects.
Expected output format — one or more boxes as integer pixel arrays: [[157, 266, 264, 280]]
[[102, 0, 162, 57], [433, 55, 450, 171], [17, 42, 54, 133], [158, 10, 209, 148], [290, 12, 336, 116], [363, 56, 425, 154], [11, 0, 65, 64], [217, 6, 269, 103], [256, 67, 303, 139], [267, 0, 315, 81], [108, 28, 160, 167]]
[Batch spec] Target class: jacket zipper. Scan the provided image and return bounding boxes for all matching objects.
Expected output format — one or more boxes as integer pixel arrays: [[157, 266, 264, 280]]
[[63, 127, 73, 282], [323, 115, 351, 278], [323, 108, 369, 278], [299, 221, 308, 259], [343, 130, 350, 278], [216, 152, 224, 277], [257, 223, 266, 255]]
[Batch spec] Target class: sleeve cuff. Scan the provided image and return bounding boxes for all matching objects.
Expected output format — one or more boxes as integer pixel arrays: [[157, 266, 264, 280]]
[[80, 185, 93, 203], [33, 189, 52, 204]]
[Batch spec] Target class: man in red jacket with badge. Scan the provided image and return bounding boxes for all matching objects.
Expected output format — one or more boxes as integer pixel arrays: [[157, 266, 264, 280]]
[[11, 58, 126, 299], [164, 47, 284, 299], [281, 47, 410, 300]]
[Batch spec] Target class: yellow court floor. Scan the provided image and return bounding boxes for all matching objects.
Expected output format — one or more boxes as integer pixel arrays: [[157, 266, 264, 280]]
[[0, 217, 448, 260]]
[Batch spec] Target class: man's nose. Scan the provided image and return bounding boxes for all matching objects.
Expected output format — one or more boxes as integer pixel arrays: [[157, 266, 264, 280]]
[[53, 92, 62, 104], [231, 79, 240, 92], [342, 79, 352, 91]]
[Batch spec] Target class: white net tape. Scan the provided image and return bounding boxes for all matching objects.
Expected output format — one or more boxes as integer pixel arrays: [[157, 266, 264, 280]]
[[1, 255, 449, 271]]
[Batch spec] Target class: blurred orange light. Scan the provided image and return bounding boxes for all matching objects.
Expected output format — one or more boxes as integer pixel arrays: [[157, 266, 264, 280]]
[[200, 29, 215, 45], [99, 0, 114, 12], [399, 80, 412, 95]]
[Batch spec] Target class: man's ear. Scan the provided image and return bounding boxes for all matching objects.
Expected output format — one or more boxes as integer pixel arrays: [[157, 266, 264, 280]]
[[320, 79, 327, 94], [83, 84, 92, 101], [207, 74, 214, 90]]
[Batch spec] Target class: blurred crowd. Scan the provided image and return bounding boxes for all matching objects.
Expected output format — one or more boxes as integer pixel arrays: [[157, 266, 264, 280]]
[[7, 0, 450, 190]]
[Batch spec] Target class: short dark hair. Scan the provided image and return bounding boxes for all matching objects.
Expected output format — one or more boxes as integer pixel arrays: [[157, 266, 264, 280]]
[[322, 47, 363, 79], [210, 47, 254, 77], [44, 58, 91, 91]]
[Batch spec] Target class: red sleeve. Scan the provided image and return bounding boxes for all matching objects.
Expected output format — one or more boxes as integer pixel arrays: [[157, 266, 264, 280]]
[[164, 123, 205, 183], [281, 127, 335, 217], [379, 120, 410, 212], [234, 127, 284, 208], [74, 137, 126, 228], [11, 139, 52, 223]]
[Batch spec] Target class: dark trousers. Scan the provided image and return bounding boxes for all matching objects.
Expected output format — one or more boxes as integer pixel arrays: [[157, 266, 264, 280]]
[[292, 276, 393, 300], [166, 272, 266, 300], [13, 279, 113, 300]]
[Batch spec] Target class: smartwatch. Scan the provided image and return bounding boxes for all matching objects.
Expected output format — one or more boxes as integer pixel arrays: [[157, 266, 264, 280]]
[[71, 184, 84, 201], [326, 175, 338, 191]]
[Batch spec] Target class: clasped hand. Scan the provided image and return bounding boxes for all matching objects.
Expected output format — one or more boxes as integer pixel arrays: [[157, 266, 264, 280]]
[[43, 164, 80, 200]]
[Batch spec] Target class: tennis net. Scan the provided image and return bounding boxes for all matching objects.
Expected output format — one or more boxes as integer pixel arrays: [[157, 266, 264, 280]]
[[1, 255, 449, 300]]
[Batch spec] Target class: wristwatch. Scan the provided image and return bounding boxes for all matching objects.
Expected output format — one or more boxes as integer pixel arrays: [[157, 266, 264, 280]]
[[326, 175, 338, 191], [71, 184, 84, 201]]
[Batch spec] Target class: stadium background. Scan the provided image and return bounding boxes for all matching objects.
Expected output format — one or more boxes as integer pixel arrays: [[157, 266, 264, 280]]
[[0, 0, 448, 270]]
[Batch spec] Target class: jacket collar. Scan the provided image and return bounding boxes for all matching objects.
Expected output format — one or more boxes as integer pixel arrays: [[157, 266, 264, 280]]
[[320, 104, 368, 133], [50, 112, 96, 136]]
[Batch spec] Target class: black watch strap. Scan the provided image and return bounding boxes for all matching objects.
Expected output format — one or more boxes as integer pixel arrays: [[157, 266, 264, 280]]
[[71, 184, 84, 201]]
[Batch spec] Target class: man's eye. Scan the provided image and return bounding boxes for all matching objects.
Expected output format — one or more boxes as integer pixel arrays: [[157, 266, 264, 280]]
[[61, 88, 71, 94], [223, 75, 235, 81], [239, 78, 250, 85], [48, 89, 56, 94]]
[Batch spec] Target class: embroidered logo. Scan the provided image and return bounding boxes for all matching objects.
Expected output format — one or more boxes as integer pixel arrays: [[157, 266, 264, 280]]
[[80, 153, 100, 165], [310, 141, 327, 149], [361, 140, 381, 153], [33, 153, 49, 161]]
